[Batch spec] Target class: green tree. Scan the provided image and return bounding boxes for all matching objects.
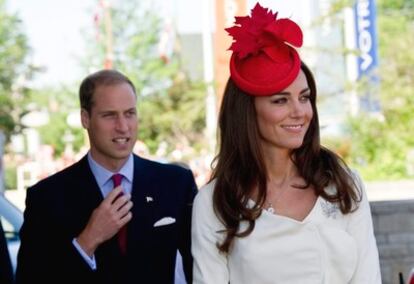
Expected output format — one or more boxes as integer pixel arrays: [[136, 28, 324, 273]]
[[28, 86, 85, 157], [302, 0, 414, 180], [83, 1, 206, 156], [0, 0, 36, 192], [347, 0, 414, 179], [0, 0, 34, 138]]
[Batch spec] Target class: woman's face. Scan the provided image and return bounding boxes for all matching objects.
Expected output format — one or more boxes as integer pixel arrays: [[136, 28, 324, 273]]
[[254, 70, 313, 152]]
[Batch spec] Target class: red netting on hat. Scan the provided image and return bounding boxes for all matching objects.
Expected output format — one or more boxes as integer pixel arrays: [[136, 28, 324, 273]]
[[226, 3, 303, 96]]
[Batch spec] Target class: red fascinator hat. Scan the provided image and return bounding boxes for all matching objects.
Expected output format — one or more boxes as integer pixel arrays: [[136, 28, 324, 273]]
[[226, 3, 303, 96]]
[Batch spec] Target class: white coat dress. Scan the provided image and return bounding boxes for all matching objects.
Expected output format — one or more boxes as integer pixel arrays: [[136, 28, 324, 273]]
[[192, 175, 381, 284]]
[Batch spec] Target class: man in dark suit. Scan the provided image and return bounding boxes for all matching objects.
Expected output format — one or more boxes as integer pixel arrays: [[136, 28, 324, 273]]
[[0, 218, 14, 284], [16, 70, 197, 284]]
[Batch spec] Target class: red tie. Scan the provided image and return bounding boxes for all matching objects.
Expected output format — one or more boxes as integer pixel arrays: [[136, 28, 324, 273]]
[[111, 174, 127, 255]]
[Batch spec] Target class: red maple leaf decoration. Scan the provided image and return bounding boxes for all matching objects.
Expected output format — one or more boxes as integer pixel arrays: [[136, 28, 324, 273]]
[[226, 3, 303, 60]]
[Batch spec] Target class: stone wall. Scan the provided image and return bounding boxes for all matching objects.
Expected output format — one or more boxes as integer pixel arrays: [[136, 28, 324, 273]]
[[371, 200, 414, 284]]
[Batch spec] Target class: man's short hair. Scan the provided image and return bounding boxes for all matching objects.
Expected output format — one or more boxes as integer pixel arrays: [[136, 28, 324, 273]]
[[79, 69, 136, 113]]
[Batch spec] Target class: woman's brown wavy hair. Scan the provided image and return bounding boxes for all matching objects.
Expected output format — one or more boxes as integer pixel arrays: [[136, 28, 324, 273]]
[[211, 62, 361, 253]]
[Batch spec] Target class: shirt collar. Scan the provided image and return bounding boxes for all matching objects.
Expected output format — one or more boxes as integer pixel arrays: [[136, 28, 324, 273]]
[[87, 152, 134, 188]]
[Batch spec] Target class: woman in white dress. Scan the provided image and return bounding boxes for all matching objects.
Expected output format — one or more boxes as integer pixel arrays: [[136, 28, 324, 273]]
[[191, 3, 381, 284]]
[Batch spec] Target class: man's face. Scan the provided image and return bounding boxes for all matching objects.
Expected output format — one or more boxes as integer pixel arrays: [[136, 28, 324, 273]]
[[81, 82, 137, 171]]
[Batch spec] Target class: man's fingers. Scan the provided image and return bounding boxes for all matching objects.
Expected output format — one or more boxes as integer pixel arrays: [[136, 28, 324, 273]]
[[94, 190, 132, 233], [105, 186, 124, 204], [117, 200, 133, 218], [119, 212, 133, 226], [112, 193, 131, 210]]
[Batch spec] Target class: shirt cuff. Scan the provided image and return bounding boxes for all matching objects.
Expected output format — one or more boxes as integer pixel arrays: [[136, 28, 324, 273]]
[[72, 238, 97, 270]]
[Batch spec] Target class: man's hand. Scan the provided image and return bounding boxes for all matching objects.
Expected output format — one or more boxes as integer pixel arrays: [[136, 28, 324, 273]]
[[76, 186, 133, 256]]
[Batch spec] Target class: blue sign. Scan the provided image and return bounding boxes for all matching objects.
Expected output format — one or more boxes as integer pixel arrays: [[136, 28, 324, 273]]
[[354, 0, 379, 78]]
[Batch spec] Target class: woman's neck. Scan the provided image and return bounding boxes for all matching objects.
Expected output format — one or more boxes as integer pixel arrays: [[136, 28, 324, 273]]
[[262, 147, 297, 185]]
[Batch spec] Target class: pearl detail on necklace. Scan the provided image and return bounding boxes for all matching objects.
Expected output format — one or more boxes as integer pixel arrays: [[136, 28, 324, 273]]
[[266, 203, 275, 214]]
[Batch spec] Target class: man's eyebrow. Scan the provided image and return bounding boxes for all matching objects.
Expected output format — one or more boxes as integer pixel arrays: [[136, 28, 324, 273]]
[[97, 110, 117, 114]]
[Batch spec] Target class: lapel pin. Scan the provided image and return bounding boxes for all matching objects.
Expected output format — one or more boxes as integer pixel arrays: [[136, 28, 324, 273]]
[[146, 196, 154, 203]]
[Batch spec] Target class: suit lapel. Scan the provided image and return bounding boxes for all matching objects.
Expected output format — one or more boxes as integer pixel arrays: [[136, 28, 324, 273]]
[[72, 156, 103, 210], [129, 156, 157, 241], [70, 156, 123, 262], [131, 155, 156, 226], [63, 156, 103, 235]]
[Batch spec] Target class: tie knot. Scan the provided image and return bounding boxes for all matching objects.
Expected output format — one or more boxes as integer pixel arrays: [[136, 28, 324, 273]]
[[111, 174, 123, 187]]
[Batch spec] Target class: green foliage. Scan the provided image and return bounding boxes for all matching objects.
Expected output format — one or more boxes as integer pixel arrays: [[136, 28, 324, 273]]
[[139, 74, 206, 153], [29, 86, 85, 157], [377, 0, 414, 10], [84, 2, 206, 155], [4, 164, 16, 190], [0, 0, 34, 138], [37, 111, 84, 157], [83, 2, 177, 95], [348, 115, 408, 180], [347, 0, 414, 179]]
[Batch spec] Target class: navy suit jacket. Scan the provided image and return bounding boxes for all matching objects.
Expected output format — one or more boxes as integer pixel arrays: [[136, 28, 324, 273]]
[[16, 155, 197, 284]]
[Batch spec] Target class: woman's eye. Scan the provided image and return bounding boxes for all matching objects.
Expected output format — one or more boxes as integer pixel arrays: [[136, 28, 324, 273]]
[[272, 98, 287, 104], [300, 95, 311, 102]]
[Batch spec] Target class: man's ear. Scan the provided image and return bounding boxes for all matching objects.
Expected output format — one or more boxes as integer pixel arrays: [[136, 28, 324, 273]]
[[80, 109, 90, 129]]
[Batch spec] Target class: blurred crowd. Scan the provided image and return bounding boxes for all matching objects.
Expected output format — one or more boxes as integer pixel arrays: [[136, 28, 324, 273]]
[[4, 139, 213, 193]]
